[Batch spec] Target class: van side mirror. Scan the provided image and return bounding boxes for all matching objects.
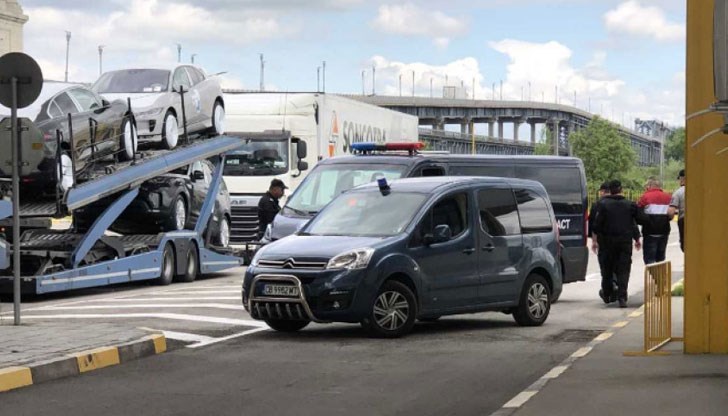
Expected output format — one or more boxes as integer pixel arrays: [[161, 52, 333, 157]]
[[192, 170, 205, 181], [423, 224, 451, 245], [297, 160, 309, 171], [297, 140, 308, 159]]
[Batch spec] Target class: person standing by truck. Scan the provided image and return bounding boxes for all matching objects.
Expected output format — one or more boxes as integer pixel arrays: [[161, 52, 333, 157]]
[[257, 179, 287, 240], [668, 169, 686, 252], [592, 180, 642, 308]]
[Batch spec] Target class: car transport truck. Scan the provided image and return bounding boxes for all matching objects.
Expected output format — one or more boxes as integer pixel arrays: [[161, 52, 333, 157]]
[[221, 92, 419, 245]]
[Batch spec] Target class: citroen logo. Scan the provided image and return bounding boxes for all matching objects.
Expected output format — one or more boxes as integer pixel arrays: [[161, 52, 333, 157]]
[[282, 258, 296, 269]]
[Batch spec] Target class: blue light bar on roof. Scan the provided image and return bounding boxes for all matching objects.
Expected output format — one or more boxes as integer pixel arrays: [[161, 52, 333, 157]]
[[351, 142, 380, 152]]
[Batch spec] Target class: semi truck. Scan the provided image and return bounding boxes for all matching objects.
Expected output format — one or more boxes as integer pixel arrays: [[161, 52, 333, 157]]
[[221, 92, 419, 245]]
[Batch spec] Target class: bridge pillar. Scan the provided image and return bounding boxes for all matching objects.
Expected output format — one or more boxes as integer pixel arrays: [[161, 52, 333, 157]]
[[486, 118, 496, 139], [498, 120, 504, 141], [551, 119, 561, 156], [530, 122, 537, 144], [513, 119, 522, 142]]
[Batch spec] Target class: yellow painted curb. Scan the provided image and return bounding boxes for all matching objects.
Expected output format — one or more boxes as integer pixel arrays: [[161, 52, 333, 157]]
[[73, 347, 120, 373], [150, 334, 167, 354], [0, 366, 33, 392]]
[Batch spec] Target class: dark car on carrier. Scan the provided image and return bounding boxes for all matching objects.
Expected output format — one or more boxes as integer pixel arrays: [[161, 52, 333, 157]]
[[244, 176, 561, 338], [75, 159, 231, 247]]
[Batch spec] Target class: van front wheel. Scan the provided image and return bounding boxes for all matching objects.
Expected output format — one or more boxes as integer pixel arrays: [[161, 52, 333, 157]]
[[361, 280, 417, 338], [513, 274, 551, 326]]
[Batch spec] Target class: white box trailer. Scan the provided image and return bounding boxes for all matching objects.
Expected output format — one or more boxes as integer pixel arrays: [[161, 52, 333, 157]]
[[221, 92, 419, 244]]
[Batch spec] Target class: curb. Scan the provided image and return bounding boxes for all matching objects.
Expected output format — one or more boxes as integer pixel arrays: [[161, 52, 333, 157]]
[[0, 333, 166, 393]]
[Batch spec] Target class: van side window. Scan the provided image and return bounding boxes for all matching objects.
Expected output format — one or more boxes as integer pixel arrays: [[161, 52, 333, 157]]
[[420, 167, 445, 177], [416, 192, 469, 243], [515, 166, 583, 214], [477, 189, 520, 236], [515, 189, 553, 233]]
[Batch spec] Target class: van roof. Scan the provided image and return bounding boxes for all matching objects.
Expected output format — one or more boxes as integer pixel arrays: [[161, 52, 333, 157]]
[[353, 176, 546, 194], [318, 153, 582, 167]]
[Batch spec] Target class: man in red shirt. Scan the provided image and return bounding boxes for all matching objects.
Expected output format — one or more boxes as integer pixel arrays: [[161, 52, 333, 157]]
[[636, 177, 672, 264]]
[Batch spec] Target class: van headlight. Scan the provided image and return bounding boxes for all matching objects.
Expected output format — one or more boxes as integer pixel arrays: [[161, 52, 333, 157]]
[[326, 248, 375, 270]]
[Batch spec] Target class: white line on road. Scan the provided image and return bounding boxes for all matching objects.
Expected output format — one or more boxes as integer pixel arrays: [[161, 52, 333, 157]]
[[138, 327, 216, 344], [36, 304, 245, 311], [542, 365, 569, 379], [165, 285, 241, 291], [571, 347, 593, 358], [147, 290, 240, 295], [81, 297, 241, 302], [502, 391, 538, 408], [18, 313, 268, 327], [188, 327, 270, 348]]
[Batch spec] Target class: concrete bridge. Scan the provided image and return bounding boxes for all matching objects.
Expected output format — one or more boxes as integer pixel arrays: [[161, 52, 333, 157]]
[[346, 95, 663, 166]]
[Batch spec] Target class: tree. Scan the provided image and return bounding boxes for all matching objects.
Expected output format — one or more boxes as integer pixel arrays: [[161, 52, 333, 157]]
[[533, 127, 554, 155], [569, 116, 637, 184], [665, 127, 685, 162]]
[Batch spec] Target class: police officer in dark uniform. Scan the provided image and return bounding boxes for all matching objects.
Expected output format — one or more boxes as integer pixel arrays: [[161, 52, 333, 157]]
[[592, 180, 642, 308], [257, 179, 287, 240]]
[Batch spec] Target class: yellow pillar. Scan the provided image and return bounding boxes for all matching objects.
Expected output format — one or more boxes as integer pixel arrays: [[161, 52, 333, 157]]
[[685, 0, 728, 353]]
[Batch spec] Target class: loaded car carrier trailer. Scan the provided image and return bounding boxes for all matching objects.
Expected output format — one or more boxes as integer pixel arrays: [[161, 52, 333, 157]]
[[0, 135, 250, 295]]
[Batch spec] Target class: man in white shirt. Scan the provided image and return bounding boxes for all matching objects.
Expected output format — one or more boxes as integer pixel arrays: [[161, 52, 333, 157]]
[[668, 169, 686, 252]]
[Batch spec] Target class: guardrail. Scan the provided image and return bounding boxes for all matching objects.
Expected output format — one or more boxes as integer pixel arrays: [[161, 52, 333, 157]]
[[625, 260, 682, 356]]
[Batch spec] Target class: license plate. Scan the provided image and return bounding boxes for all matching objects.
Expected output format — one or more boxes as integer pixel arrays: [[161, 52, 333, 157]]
[[263, 284, 300, 297]]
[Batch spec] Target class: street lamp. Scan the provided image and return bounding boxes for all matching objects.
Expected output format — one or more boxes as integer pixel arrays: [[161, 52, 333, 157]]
[[176, 43, 182, 63], [65, 31, 71, 82], [98, 45, 104, 77], [191, 53, 197, 64], [361, 69, 366, 95]]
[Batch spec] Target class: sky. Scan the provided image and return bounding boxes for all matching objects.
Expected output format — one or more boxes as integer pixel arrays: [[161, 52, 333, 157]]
[[20, 0, 686, 127]]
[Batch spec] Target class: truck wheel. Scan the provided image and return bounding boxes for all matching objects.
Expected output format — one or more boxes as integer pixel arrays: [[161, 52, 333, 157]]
[[157, 243, 175, 286], [361, 280, 417, 338], [161, 110, 179, 150], [165, 196, 187, 231], [119, 117, 137, 161], [513, 274, 551, 326], [177, 245, 198, 283], [210, 101, 225, 136], [265, 319, 310, 332]]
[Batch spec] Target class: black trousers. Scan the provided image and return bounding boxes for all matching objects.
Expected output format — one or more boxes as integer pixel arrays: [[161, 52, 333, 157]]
[[598, 237, 633, 301], [678, 217, 685, 252]]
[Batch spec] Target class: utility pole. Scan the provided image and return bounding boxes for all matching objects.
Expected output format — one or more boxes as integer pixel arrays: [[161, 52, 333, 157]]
[[528, 81, 531, 101], [499, 80, 503, 100], [372, 65, 376, 95], [492, 82, 495, 100], [361, 70, 366, 95], [412, 70, 415, 97], [65, 31, 71, 82], [555, 85, 558, 104], [98, 45, 104, 77], [317, 66, 321, 92], [191, 53, 197, 64], [322, 60, 326, 93], [430, 77, 433, 98], [177, 43, 181, 63], [399, 74, 402, 96], [259, 54, 265, 92], [472, 77, 475, 100]]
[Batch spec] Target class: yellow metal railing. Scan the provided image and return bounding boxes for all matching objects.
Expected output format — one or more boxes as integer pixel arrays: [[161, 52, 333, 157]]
[[625, 261, 682, 356]]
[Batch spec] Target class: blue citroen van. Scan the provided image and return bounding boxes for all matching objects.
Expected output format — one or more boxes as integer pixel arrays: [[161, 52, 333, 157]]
[[266, 151, 587, 290], [244, 177, 561, 338]]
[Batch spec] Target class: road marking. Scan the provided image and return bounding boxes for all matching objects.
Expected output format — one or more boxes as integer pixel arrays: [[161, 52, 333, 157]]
[[138, 327, 215, 344], [165, 285, 241, 291], [594, 332, 614, 342], [612, 321, 629, 328], [188, 327, 269, 348], [148, 290, 240, 295], [18, 313, 268, 327], [37, 304, 245, 311], [92, 297, 241, 302], [502, 391, 538, 408], [571, 347, 592, 358], [542, 365, 568, 379], [629, 309, 644, 318]]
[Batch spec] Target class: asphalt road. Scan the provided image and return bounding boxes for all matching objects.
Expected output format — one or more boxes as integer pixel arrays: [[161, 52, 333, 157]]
[[0, 225, 684, 415]]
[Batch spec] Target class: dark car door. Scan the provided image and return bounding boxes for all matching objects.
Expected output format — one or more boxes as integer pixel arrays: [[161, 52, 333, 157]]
[[188, 160, 210, 224], [408, 191, 479, 310], [476, 187, 525, 303], [67, 88, 119, 158]]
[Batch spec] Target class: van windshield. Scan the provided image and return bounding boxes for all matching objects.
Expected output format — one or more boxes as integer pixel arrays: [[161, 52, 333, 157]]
[[285, 163, 406, 215], [303, 191, 427, 237]]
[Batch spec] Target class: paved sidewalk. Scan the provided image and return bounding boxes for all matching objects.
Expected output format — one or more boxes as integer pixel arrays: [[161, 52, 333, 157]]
[[508, 296, 728, 416], [0, 320, 165, 392]]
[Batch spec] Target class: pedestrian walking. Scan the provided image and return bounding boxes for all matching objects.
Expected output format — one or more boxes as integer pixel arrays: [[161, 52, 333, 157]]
[[637, 177, 672, 264], [588, 181, 610, 240], [257, 179, 287, 240], [592, 180, 642, 308], [668, 169, 685, 252]]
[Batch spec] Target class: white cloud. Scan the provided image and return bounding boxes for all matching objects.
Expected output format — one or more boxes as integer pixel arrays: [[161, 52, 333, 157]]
[[24, 0, 293, 83], [489, 39, 683, 126], [367, 55, 485, 99], [371, 3, 467, 47], [604, 1, 685, 42]]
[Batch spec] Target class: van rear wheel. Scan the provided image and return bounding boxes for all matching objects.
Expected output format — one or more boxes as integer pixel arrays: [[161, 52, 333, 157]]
[[513, 274, 551, 326]]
